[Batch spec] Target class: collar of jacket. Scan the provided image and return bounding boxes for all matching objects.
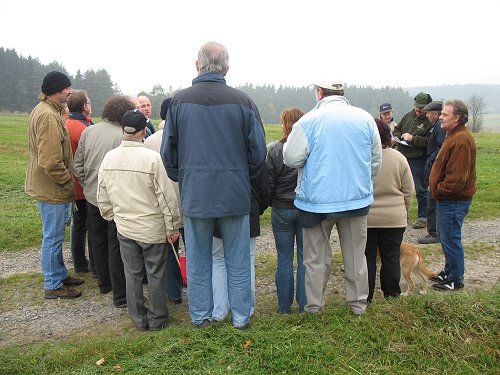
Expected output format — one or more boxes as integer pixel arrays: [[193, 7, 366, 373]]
[[45, 97, 64, 112], [192, 71, 226, 85], [447, 123, 466, 136], [69, 112, 91, 125], [315, 95, 350, 109], [120, 140, 147, 148]]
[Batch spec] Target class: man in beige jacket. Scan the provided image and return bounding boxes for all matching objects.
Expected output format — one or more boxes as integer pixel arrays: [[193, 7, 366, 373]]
[[98, 109, 182, 331], [25, 71, 83, 299]]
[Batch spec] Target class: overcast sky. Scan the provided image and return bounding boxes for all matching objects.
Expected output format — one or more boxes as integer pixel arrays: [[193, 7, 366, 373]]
[[1, 0, 498, 96]]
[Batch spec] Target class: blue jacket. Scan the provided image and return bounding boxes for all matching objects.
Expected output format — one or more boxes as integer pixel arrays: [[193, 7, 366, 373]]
[[160, 72, 267, 218], [283, 96, 382, 213], [424, 119, 446, 183]]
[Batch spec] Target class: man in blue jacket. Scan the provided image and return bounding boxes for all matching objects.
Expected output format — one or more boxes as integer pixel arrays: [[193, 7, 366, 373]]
[[284, 81, 382, 316], [160, 41, 267, 329]]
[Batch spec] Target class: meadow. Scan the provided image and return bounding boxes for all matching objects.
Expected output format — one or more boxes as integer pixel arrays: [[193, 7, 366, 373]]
[[0, 113, 499, 374]]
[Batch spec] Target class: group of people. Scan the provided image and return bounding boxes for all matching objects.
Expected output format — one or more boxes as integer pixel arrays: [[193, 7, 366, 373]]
[[25, 41, 477, 332]]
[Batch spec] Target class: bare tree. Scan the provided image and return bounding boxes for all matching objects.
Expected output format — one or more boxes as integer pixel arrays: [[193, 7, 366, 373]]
[[466, 95, 487, 132]]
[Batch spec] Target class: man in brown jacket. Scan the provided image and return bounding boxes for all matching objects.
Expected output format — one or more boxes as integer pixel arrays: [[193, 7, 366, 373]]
[[25, 71, 84, 299], [429, 99, 477, 291]]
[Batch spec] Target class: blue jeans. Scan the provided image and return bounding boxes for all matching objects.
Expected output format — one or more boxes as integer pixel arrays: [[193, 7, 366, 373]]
[[271, 207, 306, 313], [408, 157, 428, 219], [38, 202, 69, 290], [212, 237, 256, 320], [184, 215, 251, 327], [436, 199, 471, 283]]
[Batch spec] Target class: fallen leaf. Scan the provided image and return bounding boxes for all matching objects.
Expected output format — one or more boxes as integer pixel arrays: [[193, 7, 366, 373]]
[[96, 358, 105, 366], [243, 340, 251, 349]]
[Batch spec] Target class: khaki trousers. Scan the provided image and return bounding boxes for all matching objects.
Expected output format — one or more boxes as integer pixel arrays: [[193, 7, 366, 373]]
[[303, 215, 369, 315]]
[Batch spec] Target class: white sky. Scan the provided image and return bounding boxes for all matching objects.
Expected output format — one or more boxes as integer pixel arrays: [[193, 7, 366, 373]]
[[1, 0, 498, 96]]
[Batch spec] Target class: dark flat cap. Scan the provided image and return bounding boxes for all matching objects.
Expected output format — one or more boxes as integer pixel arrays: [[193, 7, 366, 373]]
[[424, 100, 443, 112]]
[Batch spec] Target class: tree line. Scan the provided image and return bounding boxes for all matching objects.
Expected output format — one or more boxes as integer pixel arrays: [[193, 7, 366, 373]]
[[0, 47, 493, 127]]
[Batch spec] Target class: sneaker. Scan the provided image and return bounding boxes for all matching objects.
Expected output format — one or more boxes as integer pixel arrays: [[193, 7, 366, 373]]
[[45, 285, 81, 299], [193, 319, 211, 329], [429, 270, 448, 282], [412, 219, 427, 229], [432, 280, 464, 291], [418, 234, 440, 244], [62, 276, 84, 286]]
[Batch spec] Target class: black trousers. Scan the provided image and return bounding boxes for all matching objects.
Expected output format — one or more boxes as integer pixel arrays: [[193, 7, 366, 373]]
[[87, 202, 126, 306], [70, 199, 95, 273], [365, 227, 405, 303]]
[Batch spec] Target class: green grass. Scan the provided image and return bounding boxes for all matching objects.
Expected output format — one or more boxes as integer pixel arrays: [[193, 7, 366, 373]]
[[1, 116, 499, 252], [0, 282, 498, 374]]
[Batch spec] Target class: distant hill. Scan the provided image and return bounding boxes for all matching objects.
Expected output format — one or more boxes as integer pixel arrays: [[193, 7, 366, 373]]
[[406, 84, 500, 113]]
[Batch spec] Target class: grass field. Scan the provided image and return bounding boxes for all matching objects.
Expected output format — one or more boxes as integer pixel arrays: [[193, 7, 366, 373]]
[[2, 114, 499, 252], [0, 114, 499, 373]]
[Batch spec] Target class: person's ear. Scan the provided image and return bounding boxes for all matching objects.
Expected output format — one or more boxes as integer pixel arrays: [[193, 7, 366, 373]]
[[195, 60, 201, 72]]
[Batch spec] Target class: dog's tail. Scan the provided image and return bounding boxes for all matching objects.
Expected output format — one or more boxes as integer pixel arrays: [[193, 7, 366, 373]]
[[416, 248, 438, 279]]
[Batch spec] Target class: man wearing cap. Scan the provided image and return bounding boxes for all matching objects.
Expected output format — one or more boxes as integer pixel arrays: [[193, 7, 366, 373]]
[[418, 101, 446, 244], [283, 81, 382, 316], [74, 95, 136, 308], [98, 109, 182, 331], [379, 103, 397, 133], [429, 100, 476, 291], [393, 92, 434, 229], [25, 71, 84, 299]]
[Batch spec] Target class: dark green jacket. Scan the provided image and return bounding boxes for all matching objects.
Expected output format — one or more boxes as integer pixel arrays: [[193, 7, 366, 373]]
[[392, 109, 433, 159]]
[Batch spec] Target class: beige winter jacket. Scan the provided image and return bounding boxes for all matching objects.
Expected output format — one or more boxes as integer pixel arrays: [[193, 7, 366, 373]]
[[97, 141, 182, 244], [367, 147, 415, 228], [25, 98, 75, 203]]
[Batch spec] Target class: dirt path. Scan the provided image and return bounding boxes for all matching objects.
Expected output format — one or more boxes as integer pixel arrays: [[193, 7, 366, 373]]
[[1, 219, 499, 347]]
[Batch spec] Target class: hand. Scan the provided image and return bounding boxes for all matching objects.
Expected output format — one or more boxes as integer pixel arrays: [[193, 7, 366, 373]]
[[402, 133, 413, 142], [167, 232, 180, 245]]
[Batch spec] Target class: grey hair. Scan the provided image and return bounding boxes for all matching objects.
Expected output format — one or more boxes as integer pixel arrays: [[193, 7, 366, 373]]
[[197, 41, 229, 74], [444, 99, 469, 125]]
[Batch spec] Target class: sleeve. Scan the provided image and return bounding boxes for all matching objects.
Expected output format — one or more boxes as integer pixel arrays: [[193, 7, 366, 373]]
[[256, 163, 271, 214], [73, 129, 87, 186], [401, 159, 415, 213], [96, 155, 114, 221], [154, 156, 182, 235], [265, 147, 278, 200], [370, 121, 383, 177], [283, 124, 309, 168], [37, 116, 73, 185], [160, 112, 179, 182], [247, 110, 267, 179]]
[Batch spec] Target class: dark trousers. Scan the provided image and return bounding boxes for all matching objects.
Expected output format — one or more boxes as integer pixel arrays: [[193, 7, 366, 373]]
[[87, 202, 126, 306], [70, 199, 95, 273], [427, 195, 437, 237], [408, 157, 428, 219], [166, 228, 184, 301], [365, 227, 405, 303]]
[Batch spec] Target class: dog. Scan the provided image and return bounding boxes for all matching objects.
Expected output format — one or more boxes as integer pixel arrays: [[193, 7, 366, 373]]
[[377, 242, 438, 295]]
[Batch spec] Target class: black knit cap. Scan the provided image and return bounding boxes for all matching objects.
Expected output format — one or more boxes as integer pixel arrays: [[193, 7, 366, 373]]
[[122, 109, 148, 134], [41, 71, 72, 95]]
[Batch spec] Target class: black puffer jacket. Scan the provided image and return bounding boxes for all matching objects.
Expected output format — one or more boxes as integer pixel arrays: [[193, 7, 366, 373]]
[[266, 141, 298, 209]]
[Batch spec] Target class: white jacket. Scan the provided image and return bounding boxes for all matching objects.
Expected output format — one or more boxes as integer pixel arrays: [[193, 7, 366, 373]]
[[98, 141, 181, 244]]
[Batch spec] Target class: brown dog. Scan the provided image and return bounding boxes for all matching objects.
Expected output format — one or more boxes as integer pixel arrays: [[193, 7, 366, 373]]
[[377, 242, 438, 295]]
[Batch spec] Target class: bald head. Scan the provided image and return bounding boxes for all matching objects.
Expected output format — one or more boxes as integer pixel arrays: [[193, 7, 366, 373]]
[[138, 95, 152, 117]]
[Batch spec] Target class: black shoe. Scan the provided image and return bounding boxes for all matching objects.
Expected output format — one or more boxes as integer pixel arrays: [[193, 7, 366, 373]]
[[432, 280, 464, 291], [193, 319, 211, 329], [417, 234, 440, 244], [412, 219, 427, 229], [99, 286, 112, 294], [114, 301, 127, 308], [62, 276, 84, 286], [429, 270, 448, 282], [149, 321, 168, 331]]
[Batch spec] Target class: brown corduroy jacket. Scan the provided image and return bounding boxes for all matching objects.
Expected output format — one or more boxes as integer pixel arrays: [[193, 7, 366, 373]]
[[429, 124, 477, 201]]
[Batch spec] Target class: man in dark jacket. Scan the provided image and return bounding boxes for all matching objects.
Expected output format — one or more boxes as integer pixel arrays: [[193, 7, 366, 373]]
[[418, 101, 446, 244], [393, 92, 433, 229], [160, 41, 267, 329], [429, 99, 476, 291]]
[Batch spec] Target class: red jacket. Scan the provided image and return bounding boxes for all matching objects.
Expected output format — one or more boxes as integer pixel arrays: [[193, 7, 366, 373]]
[[65, 116, 91, 200]]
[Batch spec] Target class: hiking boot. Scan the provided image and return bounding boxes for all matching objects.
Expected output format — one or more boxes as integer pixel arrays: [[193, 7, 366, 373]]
[[62, 276, 84, 286], [193, 319, 212, 329], [45, 285, 81, 299], [432, 280, 464, 291], [429, 270, 448, 282], [412, 219, 427, 229], [418, 234, 440, 244]]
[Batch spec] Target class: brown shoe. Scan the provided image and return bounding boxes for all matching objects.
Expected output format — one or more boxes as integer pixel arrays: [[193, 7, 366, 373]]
[[45, 285, 82, 299], [62, 276, 84, 286]]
